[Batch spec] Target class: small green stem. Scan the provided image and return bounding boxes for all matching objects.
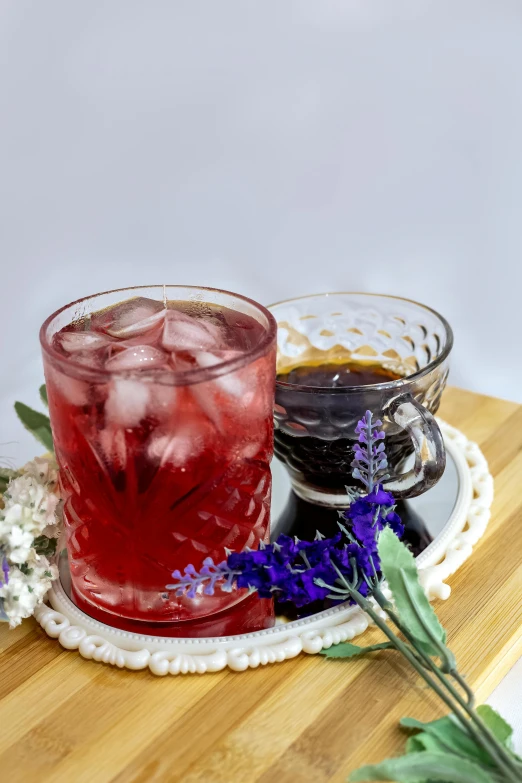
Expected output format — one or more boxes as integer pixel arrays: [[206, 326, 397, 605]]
[[339, 585, 468, 718], [393, 578, 522, 776], [327, 567, 521, 778], [325, 561, 521, 783], [370, 587, 522, 779], [451, 670, 476, 711], [360, 597, 520, 781]]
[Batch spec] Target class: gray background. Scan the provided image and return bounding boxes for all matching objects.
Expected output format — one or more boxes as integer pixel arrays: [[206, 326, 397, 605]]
[[1, 0, 521, 748], [2, 0, 522, 461]]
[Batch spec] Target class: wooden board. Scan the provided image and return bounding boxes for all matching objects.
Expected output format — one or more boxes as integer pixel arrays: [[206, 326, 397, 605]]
[[0, 386, 521, 782]]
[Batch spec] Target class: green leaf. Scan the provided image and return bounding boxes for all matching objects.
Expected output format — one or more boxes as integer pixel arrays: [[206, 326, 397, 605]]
[[39, 384, 48, 407], [349, 751, 496, 782], [404, 731, 443, 756], [476, 705, 513, 748], [378, 528, 446, 657], [401, 716, 493, 766], [321, 642, 394, 659], [14, 402, 54, 452], [33, 536, 57, 557], [0, 467, 18, 493], [404, 736, 425, 754]]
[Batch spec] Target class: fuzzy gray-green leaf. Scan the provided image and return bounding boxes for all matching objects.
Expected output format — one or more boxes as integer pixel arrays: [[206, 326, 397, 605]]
[[14, 402, 54, 452], [0, 467, 18, 493], [378, 527, 446, 657], [404, 735, 425, 754], [321, 642, 394, 659], [33, 536, 57, 557], [401, 716, 494, 766], [476, 705, 514, 748], [349, 750, 496, 782], [39, 384, 48, 407]]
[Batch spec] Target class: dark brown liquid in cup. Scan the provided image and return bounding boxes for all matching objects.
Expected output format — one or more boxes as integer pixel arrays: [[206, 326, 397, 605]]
[[274, 361, 412, 492], [279, 362, 402, 388]]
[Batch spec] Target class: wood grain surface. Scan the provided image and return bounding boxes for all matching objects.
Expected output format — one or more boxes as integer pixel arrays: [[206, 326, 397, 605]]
[[1, 387, 521, 783]]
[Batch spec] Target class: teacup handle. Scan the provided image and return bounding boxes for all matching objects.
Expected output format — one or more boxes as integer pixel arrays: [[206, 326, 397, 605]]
[[382, 393, 446, 499]]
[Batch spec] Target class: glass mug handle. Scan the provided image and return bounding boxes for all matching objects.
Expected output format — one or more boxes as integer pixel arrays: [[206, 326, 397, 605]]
[[382, 393, 446, 499]]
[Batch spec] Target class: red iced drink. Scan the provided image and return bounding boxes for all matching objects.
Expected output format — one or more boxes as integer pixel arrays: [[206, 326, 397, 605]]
[[40, 286, 276, 635]]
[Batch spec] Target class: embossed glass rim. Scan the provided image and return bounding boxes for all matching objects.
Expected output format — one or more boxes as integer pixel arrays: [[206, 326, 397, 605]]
[[268, 291, 453, 393], [40, 284, 277, 387]]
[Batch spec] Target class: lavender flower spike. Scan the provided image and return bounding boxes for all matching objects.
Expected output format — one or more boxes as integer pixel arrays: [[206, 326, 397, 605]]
[[351, 410, 389, 492], [166, 558, 238, 598], [2, 555, 9, 586]]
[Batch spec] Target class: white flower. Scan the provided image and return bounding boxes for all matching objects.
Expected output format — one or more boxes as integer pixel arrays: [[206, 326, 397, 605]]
[[6, 525, 34, 564], [0, 457, 61, 546], [22, 455, 59, 488], [0, 558, 59, 628], [0, 455, 62, 627]]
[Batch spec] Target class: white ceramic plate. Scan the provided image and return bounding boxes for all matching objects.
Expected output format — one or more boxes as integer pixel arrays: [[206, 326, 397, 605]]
[[35, 419, 493, 675]]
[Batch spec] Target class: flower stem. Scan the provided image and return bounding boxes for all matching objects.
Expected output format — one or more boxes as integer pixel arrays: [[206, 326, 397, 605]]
[[369, 587, 522, 779], [325, 563, 521, 783], [385, 582, 522, 777], [348, 588, 475, 725]]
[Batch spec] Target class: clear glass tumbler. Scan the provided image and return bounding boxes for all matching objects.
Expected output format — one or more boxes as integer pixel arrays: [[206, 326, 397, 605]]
[[269, 292, 453, 507], [41, 285, 277, 632]]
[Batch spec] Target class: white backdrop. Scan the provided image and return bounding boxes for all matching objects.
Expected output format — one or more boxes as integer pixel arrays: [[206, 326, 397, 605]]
[[1, 0, 522, 749], [2, 1, 522, 462]]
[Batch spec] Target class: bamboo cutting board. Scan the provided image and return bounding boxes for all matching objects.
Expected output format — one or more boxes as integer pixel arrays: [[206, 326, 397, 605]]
[[0, 386, 521, 783]]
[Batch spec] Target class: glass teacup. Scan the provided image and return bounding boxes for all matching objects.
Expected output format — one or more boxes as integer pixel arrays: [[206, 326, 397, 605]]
[[269, 292, 453, 507]]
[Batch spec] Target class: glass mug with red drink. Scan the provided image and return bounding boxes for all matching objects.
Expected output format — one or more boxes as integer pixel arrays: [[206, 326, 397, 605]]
[[40, 286, 277, 635]]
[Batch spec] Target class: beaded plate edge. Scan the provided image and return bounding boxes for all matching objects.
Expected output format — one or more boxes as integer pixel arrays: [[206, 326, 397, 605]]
[[34, 420, 493, 675]]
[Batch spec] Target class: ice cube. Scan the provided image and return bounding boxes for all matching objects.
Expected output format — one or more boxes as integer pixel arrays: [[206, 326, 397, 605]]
[[240, 439, 265, 460], [184, 351, 249, 431], [150, 382, 178, 414], [147, 428, 204, 467], [59, 331, 111, 353], [98, 427, 127, 470], [52, 371, 89, 406], [217, 372, 247, 400], [169, 353, 196, 372], [162, 310, 222, 352], [95, 297, 166, 339], [194, 351, 246, 398], [73, 350, 106, 370], [105, 345, 168, 371], [189, 381, 223, 431], [105, 378, 150, 427], [193, 349, 242, 368]]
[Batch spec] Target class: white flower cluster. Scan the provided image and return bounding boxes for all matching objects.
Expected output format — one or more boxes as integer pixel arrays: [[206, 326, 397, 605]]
[[0, 456, 62, 627], [1, 563, 58, 627]]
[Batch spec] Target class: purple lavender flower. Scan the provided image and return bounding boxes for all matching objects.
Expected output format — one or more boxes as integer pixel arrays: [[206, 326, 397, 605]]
[[1, 552, 8, 586], [165, 558, 238, 598], [166, 410, 404, 610], [352, 410, 389, 492], [166, 530, 378, 608], [347, 488, 404, 562]]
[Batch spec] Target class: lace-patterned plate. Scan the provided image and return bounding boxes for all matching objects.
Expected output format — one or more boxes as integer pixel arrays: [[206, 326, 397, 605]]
[[34, 420, 493, 675]]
